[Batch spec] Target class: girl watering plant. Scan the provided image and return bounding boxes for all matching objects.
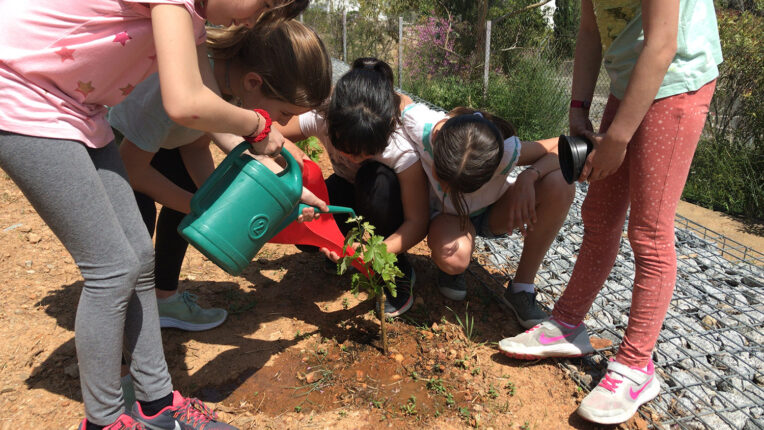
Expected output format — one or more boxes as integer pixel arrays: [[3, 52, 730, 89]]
[[109, 20, 332, 333], [0, 1, 314, 429], [400, 105, 574, 328], [498, 0, 722, 424]]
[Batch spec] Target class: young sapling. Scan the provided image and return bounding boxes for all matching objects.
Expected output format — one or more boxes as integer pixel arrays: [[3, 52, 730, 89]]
[[338, 216, 403, 355]]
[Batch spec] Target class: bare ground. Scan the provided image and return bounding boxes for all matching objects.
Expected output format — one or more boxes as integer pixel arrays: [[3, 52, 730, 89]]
[[0, 149, 758, 429]]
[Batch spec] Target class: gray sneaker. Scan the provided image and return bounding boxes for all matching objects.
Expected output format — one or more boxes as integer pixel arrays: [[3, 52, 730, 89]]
[[133, 391, 237, 429], [158, 291, 228, 332], [502, 283, 548, 329], [498, 318, 594, 359], [437, 270, 467, 301]]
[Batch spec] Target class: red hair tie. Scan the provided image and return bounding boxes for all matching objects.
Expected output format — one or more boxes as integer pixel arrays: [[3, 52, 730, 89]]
[[244, 109, 272, 143]]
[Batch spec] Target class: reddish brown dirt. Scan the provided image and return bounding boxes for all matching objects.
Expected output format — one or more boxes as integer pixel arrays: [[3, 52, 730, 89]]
[[0, 147, 738, 429]]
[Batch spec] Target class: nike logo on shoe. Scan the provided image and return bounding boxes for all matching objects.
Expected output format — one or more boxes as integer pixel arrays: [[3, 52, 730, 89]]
[[629, 376, 654, 400], [538, 331, 574, 344]]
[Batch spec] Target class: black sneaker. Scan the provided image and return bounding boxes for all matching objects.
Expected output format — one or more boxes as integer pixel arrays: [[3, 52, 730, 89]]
[[384, 254, 415, 317], [502, 281, 548, 329], [437, 269, 467, 300]]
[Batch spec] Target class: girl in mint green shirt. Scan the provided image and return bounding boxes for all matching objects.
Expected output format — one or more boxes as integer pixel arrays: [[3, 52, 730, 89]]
[[498, 0, 721, 425]]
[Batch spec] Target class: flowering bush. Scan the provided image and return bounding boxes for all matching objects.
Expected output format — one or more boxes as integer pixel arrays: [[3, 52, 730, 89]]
[[404, 15, 469, 79]]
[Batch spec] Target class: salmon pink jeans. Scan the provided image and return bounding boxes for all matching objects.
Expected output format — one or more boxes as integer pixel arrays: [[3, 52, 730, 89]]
[[552, 80, 716, 368]]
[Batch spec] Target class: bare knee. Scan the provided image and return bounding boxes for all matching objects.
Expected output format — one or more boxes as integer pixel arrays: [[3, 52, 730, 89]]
[[431, 241, 471, 274], [537, 170, 575, 212]]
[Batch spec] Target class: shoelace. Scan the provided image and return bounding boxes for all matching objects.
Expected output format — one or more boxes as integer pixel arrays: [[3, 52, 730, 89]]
[[180, 291, 201, 310], [598, 372, 623, 392], [173, 396, 219, 427]]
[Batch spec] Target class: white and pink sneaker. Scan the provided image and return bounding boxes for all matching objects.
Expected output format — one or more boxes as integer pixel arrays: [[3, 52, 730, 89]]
[[498, 318, 594, 359], [577, 359, 661, 425]]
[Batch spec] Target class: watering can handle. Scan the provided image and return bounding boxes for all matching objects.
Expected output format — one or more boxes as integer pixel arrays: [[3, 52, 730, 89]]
[[297, 203, 357, 217], [190, 142, 250, 215]]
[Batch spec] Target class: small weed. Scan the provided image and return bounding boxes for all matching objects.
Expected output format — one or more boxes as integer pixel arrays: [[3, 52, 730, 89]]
[[294, 405, 302, 413], [426, 377, 447, 395], [410, 371, 419, 381], [455, 357, 469, 369], [520, 422, 531, 430], [434, 409, 441, 418], [445, 392, 455, 406], [505, 381, 516, 396], [446, 304, 476, 341], [371, 399, 384, 409], [400, 396, 417, 416], [458, 406, 470, 419], [338, 410, 348, 418], [471, 367, 481, 376], [342, 297, 349, 310], [487, 385, 499, 399]]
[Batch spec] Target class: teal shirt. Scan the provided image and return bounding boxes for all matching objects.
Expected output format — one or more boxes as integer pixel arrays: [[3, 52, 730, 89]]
[[595, 0, 723, 100]]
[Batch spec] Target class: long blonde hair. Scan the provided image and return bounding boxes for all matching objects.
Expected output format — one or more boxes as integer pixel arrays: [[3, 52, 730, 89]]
[[206, 20, 331, 109]]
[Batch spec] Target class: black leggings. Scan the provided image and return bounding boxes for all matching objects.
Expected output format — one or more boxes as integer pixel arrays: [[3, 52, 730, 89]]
[[135, 148, 197, 292], [326, 161, 404, 240]]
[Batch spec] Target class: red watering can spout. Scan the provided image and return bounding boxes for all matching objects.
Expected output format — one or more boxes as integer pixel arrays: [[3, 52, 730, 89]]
[[269, 159, 365, 273]]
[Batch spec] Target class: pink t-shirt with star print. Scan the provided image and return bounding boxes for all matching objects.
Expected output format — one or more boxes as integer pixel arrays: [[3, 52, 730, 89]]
[[0, 0, 206, 148]]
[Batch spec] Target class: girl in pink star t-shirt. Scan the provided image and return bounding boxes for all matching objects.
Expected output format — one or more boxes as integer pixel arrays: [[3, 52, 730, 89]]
[[0, 1, 317, 429]]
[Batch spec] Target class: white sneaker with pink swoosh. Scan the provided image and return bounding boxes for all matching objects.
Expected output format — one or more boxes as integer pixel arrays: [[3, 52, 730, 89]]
[[498, 318, 594, 359], [577, 359, 661, 425]]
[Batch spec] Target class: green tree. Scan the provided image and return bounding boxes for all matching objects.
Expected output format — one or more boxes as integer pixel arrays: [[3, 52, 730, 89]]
[[553, 0, 580, 59]]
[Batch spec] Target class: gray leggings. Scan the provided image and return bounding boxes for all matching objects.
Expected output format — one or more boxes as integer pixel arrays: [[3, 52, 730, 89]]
[[0, 132, 173, 425]]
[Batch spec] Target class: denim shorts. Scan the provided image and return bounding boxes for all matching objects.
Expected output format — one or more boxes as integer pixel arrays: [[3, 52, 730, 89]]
[[469, 207, 506, 239]]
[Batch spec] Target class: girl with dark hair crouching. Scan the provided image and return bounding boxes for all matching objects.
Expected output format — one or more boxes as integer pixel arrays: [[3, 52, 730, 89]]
[[280, 57, 429, 317]]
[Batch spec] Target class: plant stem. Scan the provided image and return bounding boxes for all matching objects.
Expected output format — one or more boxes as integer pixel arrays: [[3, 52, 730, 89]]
[[377, 292, 388, 355]]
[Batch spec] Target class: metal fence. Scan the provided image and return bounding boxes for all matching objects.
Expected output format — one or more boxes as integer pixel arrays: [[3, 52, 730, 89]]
[[301, 6, 613, 132]]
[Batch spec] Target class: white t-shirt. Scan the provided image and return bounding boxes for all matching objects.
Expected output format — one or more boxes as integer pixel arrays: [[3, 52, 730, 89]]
[[400, 103, 522, 217], [108, 72, 205, 152], [298, 110, 419, 182]]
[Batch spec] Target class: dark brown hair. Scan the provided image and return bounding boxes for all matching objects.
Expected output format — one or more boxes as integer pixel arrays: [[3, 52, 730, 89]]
[[206, 20, 331, 109], [433, 107, 517, 227], [326, 57, 401, 156]]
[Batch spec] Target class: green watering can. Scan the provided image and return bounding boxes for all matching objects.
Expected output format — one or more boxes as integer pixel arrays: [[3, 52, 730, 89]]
[[178, 142, 355, 275]]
